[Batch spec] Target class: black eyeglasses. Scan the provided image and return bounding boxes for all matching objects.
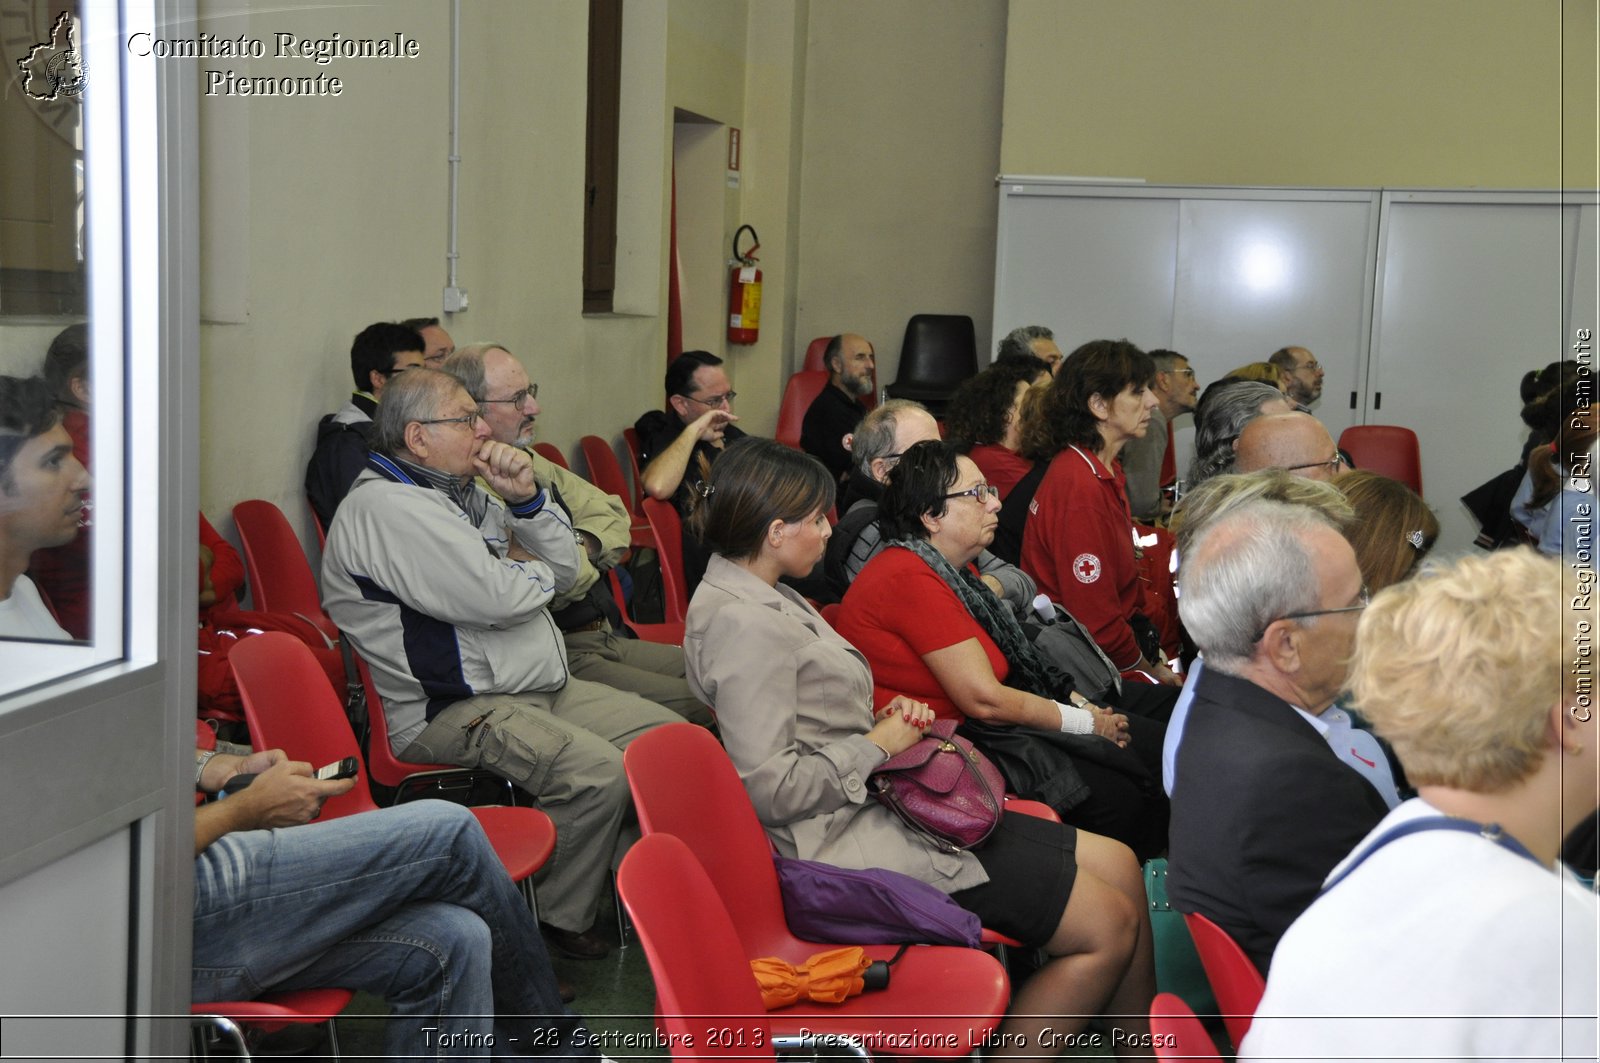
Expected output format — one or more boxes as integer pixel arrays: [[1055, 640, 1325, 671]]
[[1254, 585, 1371, 642], [415, 409, 485, 429], [943, 483, 999, 503], [1285, 454, 1346, 475], [684, 390, 736, 408], [482, 384, 539, 407]]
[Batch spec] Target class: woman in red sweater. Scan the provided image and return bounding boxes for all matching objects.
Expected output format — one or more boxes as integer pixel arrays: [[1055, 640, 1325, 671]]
[[1018, 340, 1179, 686]]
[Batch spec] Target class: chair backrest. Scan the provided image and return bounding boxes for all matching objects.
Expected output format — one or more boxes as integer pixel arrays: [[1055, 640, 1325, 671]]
[[307, 495, 327, 549], [802, 335, 832, 373], [232, 500, 336, 638], [1182, 911, 1265, 1048], [776, 370, 830, 450], [622, 426, 647, 513], [1150, 992, 1224, 1060], [624, 723, 797, 956], [579, 435, 637, 516], [532, 441, 569, 469], [230, 632, 377, 821], [618, 833, 777, 1060], [894, 313, 978, 390], [354, 653, 424, 786], [641, 496, 688, 623], [1337, 424, 1423, 495]]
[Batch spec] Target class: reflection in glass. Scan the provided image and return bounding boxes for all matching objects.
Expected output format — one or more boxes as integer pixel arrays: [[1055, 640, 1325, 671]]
[[1, 1, 90, 644], [0, 374, 91, 642]]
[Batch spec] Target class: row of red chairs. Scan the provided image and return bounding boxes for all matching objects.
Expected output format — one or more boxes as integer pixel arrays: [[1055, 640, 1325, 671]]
[[618, 723, 1247, 1060]]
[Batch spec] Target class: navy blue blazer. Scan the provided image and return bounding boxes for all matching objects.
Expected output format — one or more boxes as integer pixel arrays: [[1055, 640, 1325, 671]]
[[1167, 666, 1389, 973]]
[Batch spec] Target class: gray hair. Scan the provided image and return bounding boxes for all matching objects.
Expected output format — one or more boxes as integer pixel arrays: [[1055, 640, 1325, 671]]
[[1177, 499, 1336, 672], [997, 325, 1054, 362], [371, 368, 463, 456], [852, 398, 931, 476], [439, 343, 512, 402], [1188, 381, 1287, 486], [1148, 348, 1185, 374]]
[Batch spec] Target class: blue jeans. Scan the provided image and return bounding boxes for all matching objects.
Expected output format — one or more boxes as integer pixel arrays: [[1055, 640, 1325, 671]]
[[193, 801, 596, 1062]]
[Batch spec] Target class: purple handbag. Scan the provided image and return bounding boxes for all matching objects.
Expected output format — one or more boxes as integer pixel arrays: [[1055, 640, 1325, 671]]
[[773, 855, 983, 948], [869, 719, 1004, 852]]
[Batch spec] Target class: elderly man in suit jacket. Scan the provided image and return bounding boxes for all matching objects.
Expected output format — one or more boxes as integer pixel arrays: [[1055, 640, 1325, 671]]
[[1166, 499, 1388, 974]]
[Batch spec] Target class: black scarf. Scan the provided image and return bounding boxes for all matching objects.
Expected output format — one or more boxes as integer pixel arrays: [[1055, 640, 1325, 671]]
[[885, 536, 1075, 698]]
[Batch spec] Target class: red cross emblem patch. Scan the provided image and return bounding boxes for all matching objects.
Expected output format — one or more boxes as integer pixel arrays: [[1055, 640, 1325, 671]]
[[1072, 553, 1101, 583]]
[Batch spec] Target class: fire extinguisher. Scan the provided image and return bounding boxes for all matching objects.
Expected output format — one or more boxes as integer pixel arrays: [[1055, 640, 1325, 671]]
[[727, 224, 762, 345]]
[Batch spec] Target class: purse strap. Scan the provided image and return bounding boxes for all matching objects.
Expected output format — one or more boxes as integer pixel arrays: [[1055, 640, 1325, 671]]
[[1321, 815, 1541, 894]]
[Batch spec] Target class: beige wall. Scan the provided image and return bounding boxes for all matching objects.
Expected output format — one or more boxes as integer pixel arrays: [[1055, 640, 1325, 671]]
[[794, 0, 1008, 384], [1002, 0, 1597, 189], [185, 0, 1005, 551], [191, 0, 812, 550]]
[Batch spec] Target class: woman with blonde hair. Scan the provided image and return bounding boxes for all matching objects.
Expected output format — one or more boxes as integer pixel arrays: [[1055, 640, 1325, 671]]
[[1223, 361, 1289, 395], [1244, 549, 1597, 1059], [1331, 469, 1439, 591]]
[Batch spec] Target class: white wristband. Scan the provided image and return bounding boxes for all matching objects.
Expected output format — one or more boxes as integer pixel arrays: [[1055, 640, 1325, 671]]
[[1055, 702, 1095, 735]]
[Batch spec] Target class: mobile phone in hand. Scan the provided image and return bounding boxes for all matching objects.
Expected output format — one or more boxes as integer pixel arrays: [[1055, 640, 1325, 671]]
[[222, 757, 357, 796]]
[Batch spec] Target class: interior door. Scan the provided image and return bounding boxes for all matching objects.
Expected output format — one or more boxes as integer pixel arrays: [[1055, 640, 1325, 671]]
[[0, 1, 197, 1057]]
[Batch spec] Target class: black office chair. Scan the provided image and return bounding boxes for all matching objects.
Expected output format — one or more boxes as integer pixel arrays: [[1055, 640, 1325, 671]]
[[884, 314, 978, 416]]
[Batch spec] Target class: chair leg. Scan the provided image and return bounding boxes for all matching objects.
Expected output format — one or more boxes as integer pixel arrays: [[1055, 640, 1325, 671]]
[[521, 876, 540, 924], [323, 1016, 341, 1060], [191, 1015, 251, 1060], [612, 869, 631, 948]]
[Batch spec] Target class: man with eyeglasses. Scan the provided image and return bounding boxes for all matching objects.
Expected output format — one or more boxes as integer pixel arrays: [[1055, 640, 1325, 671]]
[[1121, 348, 1200, 522], [322, 369, 681, 965], [401, 316, 456, 368], [442, 344, 707, 728], [1166, 499, 1388, 974], [305, 321, 427, 529], [1235, 411, 1345, 483], [825, 399, 1034, 608], [634, 350, 748, 591], [1268, 345, 1325, 412], [800, 332, 876, 483]]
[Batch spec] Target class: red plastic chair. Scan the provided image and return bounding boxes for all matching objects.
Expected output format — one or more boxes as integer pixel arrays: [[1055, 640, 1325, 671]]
[[191, 988, 353, 1059], [578, 434, 653, 548], [776, 370, 830, 450], [622, 425, 647, 515], [802, 335, 832, 373], [353, 654, 512, 803], [640, 497, 689, 624], [231, 634, 556, 906], [604, 567, 685, 646], [1338, 424, 1423, 496], [531, 441, 569, 469], [231, 499, 339, 641], [623, 723, 1010, 1055], [1182, 911, 1266, 1048], [1150, 992, 1224, 1060], [621, 835, 861, 1061]]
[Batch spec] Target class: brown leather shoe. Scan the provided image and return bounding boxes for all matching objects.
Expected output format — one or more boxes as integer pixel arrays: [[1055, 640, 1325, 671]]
[[542, 923, 612, 960], [558, 978, 577, 1004]]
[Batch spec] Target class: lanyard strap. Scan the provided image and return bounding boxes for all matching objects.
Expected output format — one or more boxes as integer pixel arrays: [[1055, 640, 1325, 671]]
[[1322, 816, 1541, 894]]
